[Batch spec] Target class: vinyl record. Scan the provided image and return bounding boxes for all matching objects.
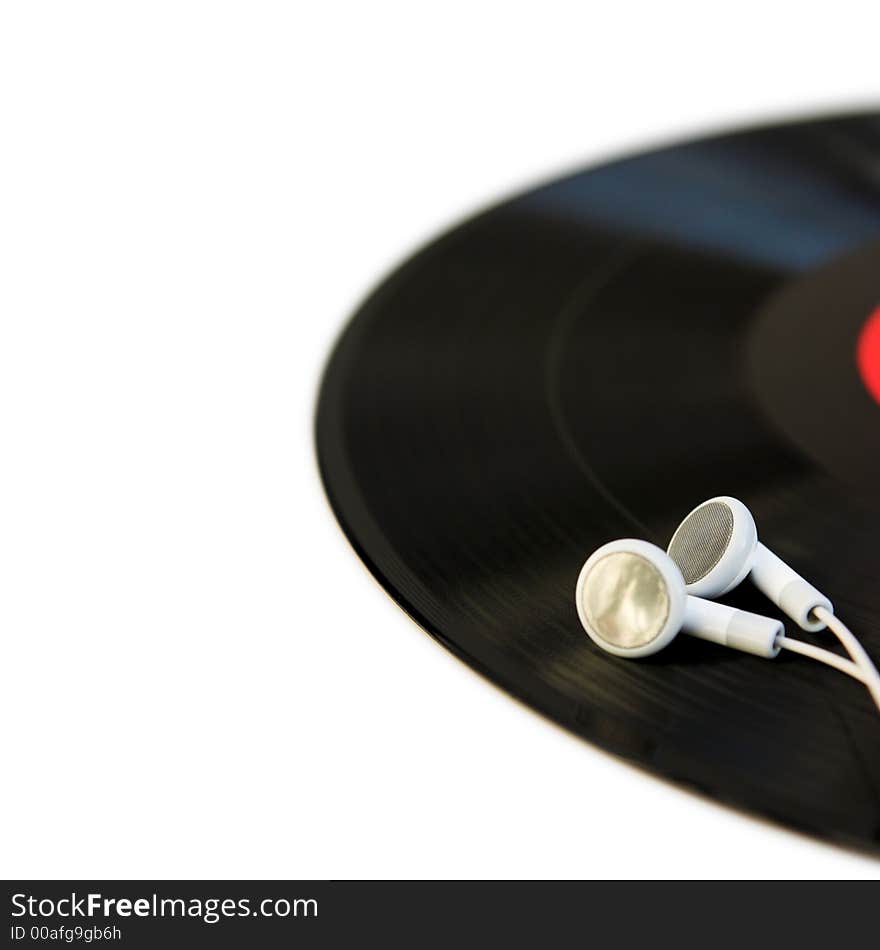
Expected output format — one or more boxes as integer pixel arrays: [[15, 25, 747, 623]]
[[315, 112, 880, 853]]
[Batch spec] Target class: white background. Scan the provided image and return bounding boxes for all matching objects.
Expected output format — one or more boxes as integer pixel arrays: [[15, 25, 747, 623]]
[[1, 2, 878, 879]]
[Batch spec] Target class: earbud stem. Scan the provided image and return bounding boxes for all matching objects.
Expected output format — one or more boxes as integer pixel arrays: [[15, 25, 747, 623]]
[[682, 597, 782, 658], [751, 543, 832, 632]]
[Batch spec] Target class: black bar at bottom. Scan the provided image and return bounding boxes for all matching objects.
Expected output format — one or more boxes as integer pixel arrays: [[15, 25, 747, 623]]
[[1, 880, 869, 948]]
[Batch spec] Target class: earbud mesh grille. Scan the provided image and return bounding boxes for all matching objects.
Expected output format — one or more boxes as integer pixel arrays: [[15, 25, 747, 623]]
[[668, 501, 734, 584]]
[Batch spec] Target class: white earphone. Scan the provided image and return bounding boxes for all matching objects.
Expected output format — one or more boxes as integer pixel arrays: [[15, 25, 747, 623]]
[[576, 539, 781, 659], [667, 495, 831, 631], [575, 499, 880, 714]]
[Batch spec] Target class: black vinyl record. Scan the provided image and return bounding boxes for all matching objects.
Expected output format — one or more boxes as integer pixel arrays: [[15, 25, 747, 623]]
[[316, 112, 880, 853]]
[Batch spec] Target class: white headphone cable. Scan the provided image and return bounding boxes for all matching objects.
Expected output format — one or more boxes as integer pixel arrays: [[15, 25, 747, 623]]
[[777, 634, 864, 682], [811, 606, 880, 712], [777, 622, 880, 714]]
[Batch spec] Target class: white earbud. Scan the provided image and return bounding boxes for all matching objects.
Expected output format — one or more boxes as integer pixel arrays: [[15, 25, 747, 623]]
[[666, 496, 832, 632], [575, 539, 782, 660]]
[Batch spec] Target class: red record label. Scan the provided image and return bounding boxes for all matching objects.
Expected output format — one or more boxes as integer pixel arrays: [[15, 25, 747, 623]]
[[858, 305, 880, 406]]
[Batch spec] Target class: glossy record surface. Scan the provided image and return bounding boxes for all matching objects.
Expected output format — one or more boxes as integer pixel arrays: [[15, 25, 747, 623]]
[[316, 113, 880, 852]]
